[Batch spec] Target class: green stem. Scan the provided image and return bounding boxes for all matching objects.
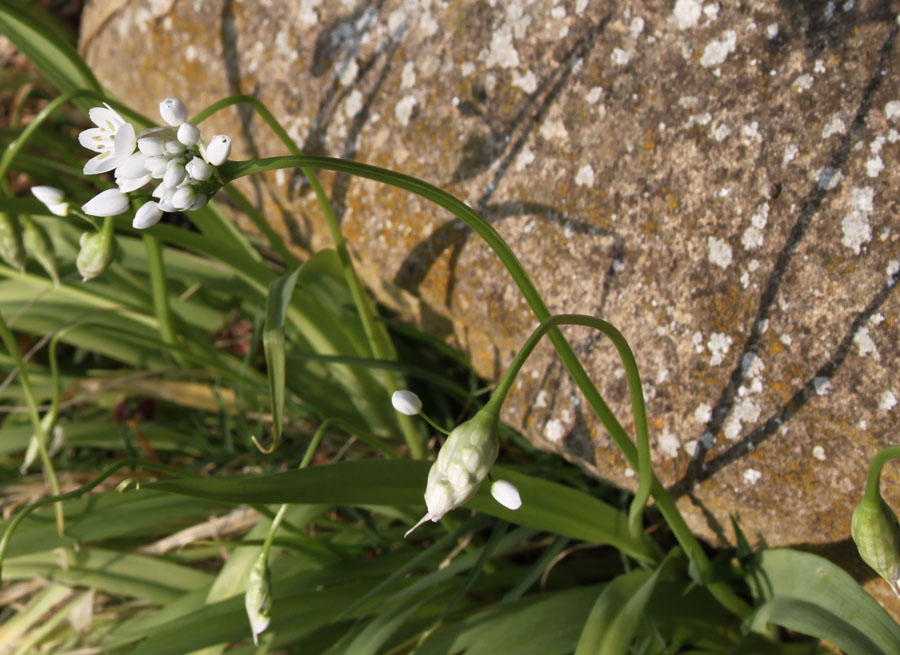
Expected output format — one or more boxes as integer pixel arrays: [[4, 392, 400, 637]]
[[487, 314, 651, 543], [143, 233, 182, 364], [864, 446, 900, 503], [0, 309, 63, 535], [195, 96, 424, 458], [0, 458, 194, 580]]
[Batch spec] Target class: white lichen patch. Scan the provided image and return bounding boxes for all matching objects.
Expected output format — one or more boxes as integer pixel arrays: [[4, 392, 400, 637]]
[[816, 167, 843, 190], [658, 427, 681, 458], [880, 390, 897, 411], [767, 23, 779, 39], [741, 202, 769, 250], [741, 121, 761, 142], [585, 86, 604, 104], [708, 332, 733, 366], [299, 0, 323, 26], [630, 16, 645, 37], [782, 144, 799, 167], [725, 397, 761, 440], [694, 402, 712, 424], [712, 123, 731, 142], [673, 0, 702, 30], [486, 27, 520, 69], [822, 115, 845, 138], [512, 70, 537, 93], [394, 95, 417, 127], [692, 331, 704, 353], [400, 62, 416, 89], [743, 468, 762, 485], [812, 445, 826, 461], [344, 89, 364, 118], [534, 389, 549, 409], [841, 186, 874, 254], [575, 164, 595, 187], [545, 418, 567, 443], [866, 157, 884, 178], [885, 100, 900, 121], [853, 326, 879, 361], [540, 118, 569, 142], [792, 74, 814, 92], [515, 147, 535, 172], [813, 376, 831, 396], [707, 236, 733, 269], [700, 30, 736, 68], [612, 48, 634, 66]]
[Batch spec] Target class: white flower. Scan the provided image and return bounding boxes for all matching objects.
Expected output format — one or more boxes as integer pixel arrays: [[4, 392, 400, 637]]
[[490, 480, 522, 510], [115, 152, 152, 193], [78, 104, 137, 175], [177, 122, 201, 146], [31, 186, 68, 216], [205, 135, 232, 166], [171, 186, 196, 211], [159, 97, 188, 126], [392, 390, 422, 416], [163, 161, 186, 188], [81, 189, 129, 217], [133, 202, 163, 229], [185, 158, 211, 181]]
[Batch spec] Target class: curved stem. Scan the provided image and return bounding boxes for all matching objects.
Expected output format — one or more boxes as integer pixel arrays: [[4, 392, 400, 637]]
[[144, 233, 182, 365], [864, 445, 900, 503]]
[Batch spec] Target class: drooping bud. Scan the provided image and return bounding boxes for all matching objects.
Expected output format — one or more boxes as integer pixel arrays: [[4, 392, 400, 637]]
[[490, 479, 522, 510], [852, 491, 900, 597], [133, 202, 163, 230], [22, 216, 59, 286], [163, 161, 186, 189], [206, 135, 232, 166], [392, 390, 422, 416], [0, 212, 25, 272], [159, 97, 188, 126], [76, 218, 116, 281], [31, 186, 69, 217], [406, 407, 500, 537], [185, 157, 212, 181], [81, 189, 129, 217], [244, 550, 272, 646]]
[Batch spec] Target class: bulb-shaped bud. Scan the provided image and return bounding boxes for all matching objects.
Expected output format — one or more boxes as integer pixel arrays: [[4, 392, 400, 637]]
[[76, 222, 117, 281], [852, 490, 900, 597], [22, 216, 59, 286], [133, 202, 163, 230], [177, 122, 201, 146], [406, 407, 500, 537], [159, 97, 188, 126], [206, 135, 232, 165], [0, 211, 25, 272], [490, 479, 522, 510], [392, 390, 422, 416], [185, 157, 212, 181]]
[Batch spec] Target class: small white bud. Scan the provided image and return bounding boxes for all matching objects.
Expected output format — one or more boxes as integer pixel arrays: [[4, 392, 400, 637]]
[[171, 186, 196, 211], [188, 192, 208, 211], [133, 201, 163, 229], [81, 189, 129, 217], [392, 390, 422, 415], [163, 161, 186, 188], [205, 135, 231, 166], [144, 155, 168, 178], [185, 157, 212, 181], [31, 186, 68, 216], [165, 140, 185, 156], [159, 97, 188, 126], [137, 136, 165, 156], [177, 122, 201, 146], [490, 480, 522, 510]]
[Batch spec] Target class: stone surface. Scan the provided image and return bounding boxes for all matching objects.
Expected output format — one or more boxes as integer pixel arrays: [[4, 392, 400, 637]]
[[81, 0, 900, 612]]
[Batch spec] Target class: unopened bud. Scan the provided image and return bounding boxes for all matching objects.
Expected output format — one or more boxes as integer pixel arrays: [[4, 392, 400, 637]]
[[392, 390, 422, 416], [31, 186, 69, 217], [159, 97, 188, 126], [0, 212, 25, 272], [177, 122, 201, 146], [490, 479, 522, 510], [852, 492, 900, 597], [22, 216, 59, 286], [206, 135, 232, 166], [76, 221, 117, 281], [245, 550, 272, 646]]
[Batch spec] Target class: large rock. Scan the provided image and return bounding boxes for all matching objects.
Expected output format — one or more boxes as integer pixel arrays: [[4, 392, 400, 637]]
[[81, 0, 900, 611]]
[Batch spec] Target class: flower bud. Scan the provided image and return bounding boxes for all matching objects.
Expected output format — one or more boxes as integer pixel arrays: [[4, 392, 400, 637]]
[[188, 192, 208, 211], [144, 155, 168, 178], [163, 161, 186, 189], [244, 550, 272, 646], [171, 186, 196, 211], [31, 186, 69, 217], [177, 122, 201, 146], [22, 216, 59, 286], [852, 492, 900, 597], [138, 136, 165, 156], [206, 135, 232, 166], [490, 479, 522, 510], [406, 408, 500, 537], [159, 97, 188, 126], [392, 390, 422, 416], [81, 189, 129, 217], [185, 157, 212, 181], [76, 224, 117, 281], [133, 201, 163, 230], [165, 140, 185, 156], [0, 211, 25, 272]]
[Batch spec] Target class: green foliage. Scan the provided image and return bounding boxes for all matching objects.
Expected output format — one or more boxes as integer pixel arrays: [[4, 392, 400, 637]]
[[0, 7, 896, 655]]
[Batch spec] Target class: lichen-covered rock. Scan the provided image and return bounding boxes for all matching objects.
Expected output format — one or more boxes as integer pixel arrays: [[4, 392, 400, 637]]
[[81, 0, 900, 612]]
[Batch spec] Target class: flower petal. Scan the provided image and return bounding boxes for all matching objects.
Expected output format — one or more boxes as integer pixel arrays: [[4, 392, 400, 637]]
[[88, 106, 123, 132], [83, 151, 117, 175], [112, 123, 137, 167], [78, 127, 109, 153], [81, 189, 129, 217], [118, 174, 152, 193]]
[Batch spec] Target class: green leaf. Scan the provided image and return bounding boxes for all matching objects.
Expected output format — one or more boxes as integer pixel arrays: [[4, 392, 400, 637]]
[[146, 460, 659, 561], [750, 549, 900, 655]]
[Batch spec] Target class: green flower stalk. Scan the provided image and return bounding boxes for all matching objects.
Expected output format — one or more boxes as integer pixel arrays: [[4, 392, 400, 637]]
[[852, 445, 900, 597], [0, 211, 25, 273], [76, 215, 116, 281], [22, 216, 59, 286]]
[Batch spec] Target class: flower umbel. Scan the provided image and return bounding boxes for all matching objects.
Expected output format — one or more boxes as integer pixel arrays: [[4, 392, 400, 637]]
[[406, 407, 500, 537], [245, 549, 272, 646], [852, 489, 900, 597]]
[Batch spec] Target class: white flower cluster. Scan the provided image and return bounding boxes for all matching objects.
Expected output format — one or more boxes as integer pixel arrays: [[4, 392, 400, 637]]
[[78, 98, 231, 229]]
